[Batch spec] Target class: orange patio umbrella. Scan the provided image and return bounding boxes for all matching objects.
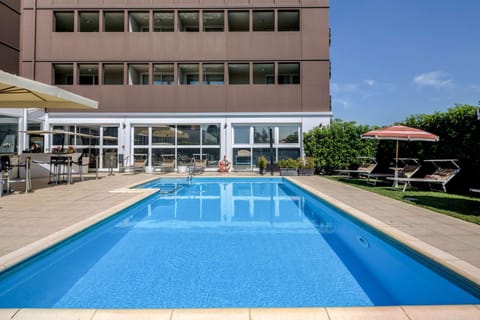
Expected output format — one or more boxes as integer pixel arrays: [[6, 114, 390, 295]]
[[361, 125, 439, 168]]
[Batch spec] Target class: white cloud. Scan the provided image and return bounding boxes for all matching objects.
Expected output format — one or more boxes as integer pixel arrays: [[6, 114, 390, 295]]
[[333, 98, 351, 110], [413, 71, 453, 88], [364, 79, 375, 87], [331, 82, 358, 93], [471, 84, 480, 92]]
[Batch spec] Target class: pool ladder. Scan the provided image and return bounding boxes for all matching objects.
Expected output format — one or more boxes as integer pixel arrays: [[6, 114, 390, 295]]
[[187, 165, 193, 184]]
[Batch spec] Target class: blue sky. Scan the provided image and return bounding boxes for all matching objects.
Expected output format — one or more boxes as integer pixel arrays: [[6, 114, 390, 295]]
[[330, 0, 480, 125]]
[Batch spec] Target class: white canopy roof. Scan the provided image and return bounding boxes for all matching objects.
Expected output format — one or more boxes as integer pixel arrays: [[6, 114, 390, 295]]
[[0, 70, 98, 110]]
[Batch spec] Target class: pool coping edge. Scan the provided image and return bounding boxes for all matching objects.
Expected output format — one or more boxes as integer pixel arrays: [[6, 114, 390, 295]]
[[286, 177, 480, 287]]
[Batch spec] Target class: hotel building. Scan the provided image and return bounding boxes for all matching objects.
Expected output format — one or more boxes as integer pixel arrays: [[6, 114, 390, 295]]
[[0, 0, 19, 74], [12, 0, 330, 171]]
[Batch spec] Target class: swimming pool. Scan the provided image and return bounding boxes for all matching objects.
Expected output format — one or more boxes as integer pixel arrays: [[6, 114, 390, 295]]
[[0, 177, 478, 308]]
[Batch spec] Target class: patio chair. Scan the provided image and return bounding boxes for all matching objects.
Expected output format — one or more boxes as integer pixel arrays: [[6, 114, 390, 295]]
[[387, 159, 460, 192], [124, 156, 146, 174], [190, 158, 206, 175], [1, 155, 32, 194], [335, 157, 377, 177], [152, 154, 175, 174], [366, 158, 421, 186]]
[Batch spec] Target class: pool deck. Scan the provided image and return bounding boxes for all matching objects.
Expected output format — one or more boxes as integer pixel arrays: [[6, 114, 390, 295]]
[[0, 172, 479, 320]]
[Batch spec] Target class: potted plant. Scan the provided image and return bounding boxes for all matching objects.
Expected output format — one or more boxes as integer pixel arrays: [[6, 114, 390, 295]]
[[257, 155, 268, 175], [298, 157, 316, 176], [279, 158, 298, 176]]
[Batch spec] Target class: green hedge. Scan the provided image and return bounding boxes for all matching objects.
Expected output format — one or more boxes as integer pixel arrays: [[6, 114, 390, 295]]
[[304, 104, 480, 193], [303, 119, 378, 174]]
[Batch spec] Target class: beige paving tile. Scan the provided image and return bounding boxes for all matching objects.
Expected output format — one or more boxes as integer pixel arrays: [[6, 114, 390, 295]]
[[171, 308, 249, 320], [402, 305, 480, 320], [93, 309, 173, 320], [250, 308, 329, 320], [327, 306, 409, 320], [0, 309, 19, 320], [13, 309, 96, 320]]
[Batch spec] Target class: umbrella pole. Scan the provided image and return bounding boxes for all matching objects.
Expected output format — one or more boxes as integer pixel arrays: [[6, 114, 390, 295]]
[[393, 140, 399, 188]]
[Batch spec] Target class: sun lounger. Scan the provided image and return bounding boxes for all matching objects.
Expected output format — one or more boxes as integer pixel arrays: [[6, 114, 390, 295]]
[[152, 154, 175, 174], [124, 156, 146, 174], [335, 157, 377, 177], [470, 188, 480, 195], [387, 159, 460, 192], [190, 158, 206, 175], [366, 158, 421, 186]]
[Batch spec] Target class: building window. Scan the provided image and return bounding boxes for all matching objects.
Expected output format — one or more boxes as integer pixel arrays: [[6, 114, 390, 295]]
[[203, 11, 224, 32], [0, 116, 18, 154], [228, 64, 249, 85], [129, 12, 149, 32], [78, 64, 98, 85], [253, 125, 272, 144], [103, 64, 124, 85], [228, 11, 249, 32], [128, 64, 149, 85], [278, 125, 299, 144], [203, 64, 224, 85], [54, 12, 74, 32], [103, 127, 118, 146], [278, 10, 299, 31], [177, 125, 201, 145], [153, 64, 174, 85], [253, 63, 274, 84], [178, 64, 199, 85], [202, 124, 220, 145], [104, 12, 124, 32], [53, 64, 73, 85], [232, 124, 301, 170], [79, 12, 99, 32], [278, 148, 300, 160], [233, 125, 250, 144], [154, 11, 174, 32], [252, 11, 274, 31], [134, 127, 149, 145], [178, 11, 199, 32], [278, 63, 300, 84], [152, 125, 175, 145]]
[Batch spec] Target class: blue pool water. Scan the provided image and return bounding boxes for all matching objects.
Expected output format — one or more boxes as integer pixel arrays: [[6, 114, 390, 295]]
[[0, 177, 479, 308]]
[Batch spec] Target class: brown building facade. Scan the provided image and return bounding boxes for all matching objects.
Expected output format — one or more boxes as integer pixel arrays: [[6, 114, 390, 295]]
[[19, 0, 331, 171], [0, 0, 20, 74]]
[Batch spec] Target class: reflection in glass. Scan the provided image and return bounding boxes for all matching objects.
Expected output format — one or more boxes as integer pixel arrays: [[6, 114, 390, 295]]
[[133, 148, 148, 166], [278, 126, 299, 144], [253, 125, 271, 144], [134, 127, 149, 145], [202, 124, 220, 145], [177, 125, 200, 145], [152, 125, 175, 145], [202, 148, 220, 168], [103, 148, 118, 169], [253, 148, 271, 167], [278, 148, 300, 160], [103, 127, 118, 146], [152, 148, 175, 167], [233, 126, 250, 144], [177, 148, 200, 165]]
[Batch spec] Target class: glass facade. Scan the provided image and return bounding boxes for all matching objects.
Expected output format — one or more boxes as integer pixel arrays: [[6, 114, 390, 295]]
[[232, 124, 301, 170], [51, 124, 119, 169], [133, 124, 221, 169], [0, 116, 18, 154]]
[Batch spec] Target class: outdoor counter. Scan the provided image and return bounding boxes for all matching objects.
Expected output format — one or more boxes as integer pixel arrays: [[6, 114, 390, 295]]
[[18, 153, 87, 179]]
